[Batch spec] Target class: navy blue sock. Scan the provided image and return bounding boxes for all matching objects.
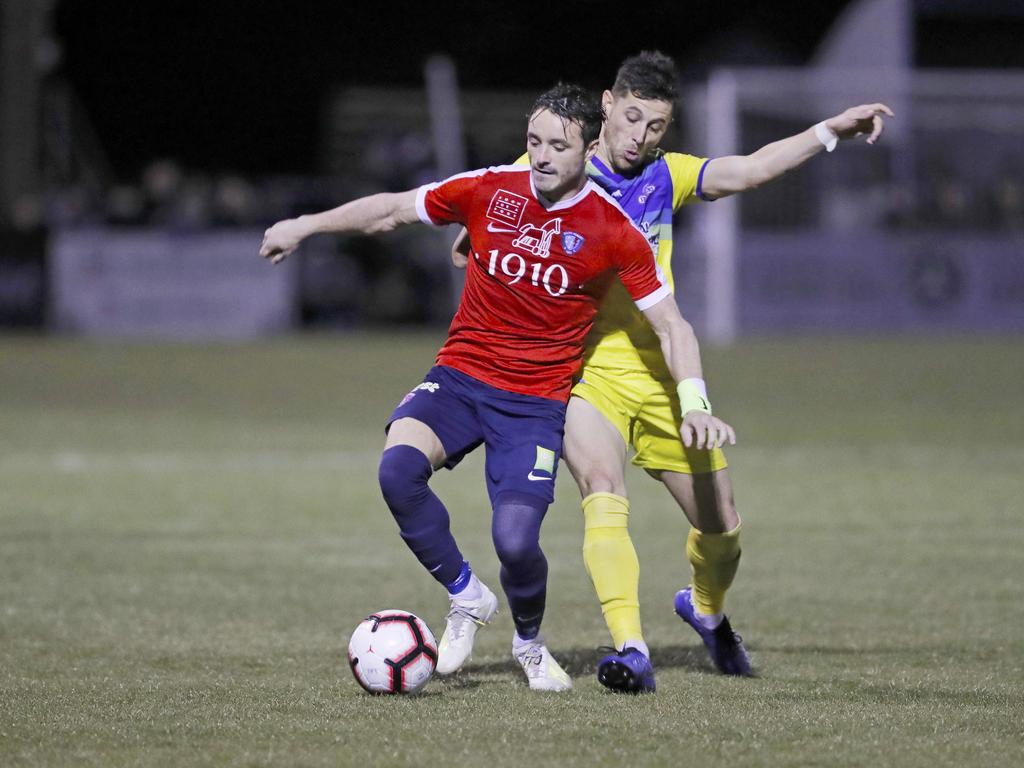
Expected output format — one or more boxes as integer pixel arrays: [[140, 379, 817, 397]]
[[491, 490, 549, 640], [378, 445, 464, 587], [447, 560, 473, 595]]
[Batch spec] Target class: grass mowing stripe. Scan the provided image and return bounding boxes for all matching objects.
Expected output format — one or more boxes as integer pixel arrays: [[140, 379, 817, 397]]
[[0, 450, 378, 473], [1, 334, 1022, 767]]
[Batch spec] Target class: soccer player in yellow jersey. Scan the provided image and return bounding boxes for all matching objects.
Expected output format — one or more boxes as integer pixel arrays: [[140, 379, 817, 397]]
[[455, 52, 892, 692]]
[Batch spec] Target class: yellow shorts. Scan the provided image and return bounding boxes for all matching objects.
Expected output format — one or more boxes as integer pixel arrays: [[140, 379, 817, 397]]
[[572, 365, 728, 475]]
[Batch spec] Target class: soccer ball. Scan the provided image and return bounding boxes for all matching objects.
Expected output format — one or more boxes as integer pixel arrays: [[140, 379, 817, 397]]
[[347, 610, 438, 694]]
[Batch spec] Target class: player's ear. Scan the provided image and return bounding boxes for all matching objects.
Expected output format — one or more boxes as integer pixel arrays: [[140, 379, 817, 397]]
[[601, 89, 614, 120], [584, 138, 600, 161]]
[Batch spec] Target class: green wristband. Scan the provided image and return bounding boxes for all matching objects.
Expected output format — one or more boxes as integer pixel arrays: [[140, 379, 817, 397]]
[[677, 378, 712, 416]]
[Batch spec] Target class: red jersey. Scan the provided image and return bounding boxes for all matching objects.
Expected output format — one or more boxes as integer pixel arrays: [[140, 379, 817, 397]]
[[415, 165, 670, 401]]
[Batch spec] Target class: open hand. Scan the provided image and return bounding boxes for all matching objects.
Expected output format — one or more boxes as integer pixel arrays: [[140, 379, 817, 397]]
[[826, 103, 895, 145], [681, 411, 737, 450]]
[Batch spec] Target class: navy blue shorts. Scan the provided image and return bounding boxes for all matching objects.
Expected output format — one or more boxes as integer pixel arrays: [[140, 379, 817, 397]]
[[387, 365, 566, 505]]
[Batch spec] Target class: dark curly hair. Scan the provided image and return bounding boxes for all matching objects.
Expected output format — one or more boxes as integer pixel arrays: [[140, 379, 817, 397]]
[[529, 83, 603, 146], [612, 50, 679, 103]]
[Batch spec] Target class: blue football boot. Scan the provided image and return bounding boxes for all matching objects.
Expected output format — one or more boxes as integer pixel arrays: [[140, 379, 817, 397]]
[[596, 647, 656, 693], [674, 587, 752, 677]]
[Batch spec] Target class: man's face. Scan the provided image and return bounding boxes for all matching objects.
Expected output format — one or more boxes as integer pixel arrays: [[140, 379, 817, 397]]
[[600, 90, 673, 174], [526, 108, 596, 202]]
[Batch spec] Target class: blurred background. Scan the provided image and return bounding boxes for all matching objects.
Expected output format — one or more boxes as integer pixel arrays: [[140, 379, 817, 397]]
[[1, 0, 1023, 341]]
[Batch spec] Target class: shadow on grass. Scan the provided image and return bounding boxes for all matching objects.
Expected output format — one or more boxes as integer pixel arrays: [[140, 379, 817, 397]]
[[434, 675, 483, 691], [752, 643, 999, 661], [752, 644, 879, 656], [649, 643, 717, 673], [457, 643, 711, 678]]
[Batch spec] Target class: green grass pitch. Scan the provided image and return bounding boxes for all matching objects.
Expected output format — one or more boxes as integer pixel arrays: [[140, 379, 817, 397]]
[[1, 333, 1022, 767]]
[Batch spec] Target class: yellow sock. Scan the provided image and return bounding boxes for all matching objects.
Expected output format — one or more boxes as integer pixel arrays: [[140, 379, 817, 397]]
[[687, 524, 742, 616], [582, 492, 642, 649]]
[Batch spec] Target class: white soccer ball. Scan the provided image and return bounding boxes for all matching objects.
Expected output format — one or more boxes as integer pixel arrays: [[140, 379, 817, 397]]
[[347, 609, 438, 694]]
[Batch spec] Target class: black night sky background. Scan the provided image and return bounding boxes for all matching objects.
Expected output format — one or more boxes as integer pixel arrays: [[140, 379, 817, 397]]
[[51, 0, 1024, 179]]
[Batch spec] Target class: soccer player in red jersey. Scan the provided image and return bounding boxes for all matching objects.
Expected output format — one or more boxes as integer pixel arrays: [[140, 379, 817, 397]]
[[260, 84, 735, 691]]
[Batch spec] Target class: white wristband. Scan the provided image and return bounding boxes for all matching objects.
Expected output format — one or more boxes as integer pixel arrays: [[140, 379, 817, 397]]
[[683, 377, 708, 399], [814, 121, 838, 152], [677, 378, 711, 416]]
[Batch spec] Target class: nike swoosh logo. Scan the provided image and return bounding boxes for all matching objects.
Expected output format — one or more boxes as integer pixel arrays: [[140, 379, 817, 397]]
[[527, 472, 552, 481], [487, 223, 516, 233]]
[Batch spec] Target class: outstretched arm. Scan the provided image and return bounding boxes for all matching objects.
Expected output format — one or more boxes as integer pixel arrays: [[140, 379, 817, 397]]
[[259, 188, 421, 264], [699, 103, 894, 200], [641, 296, 736, 450]]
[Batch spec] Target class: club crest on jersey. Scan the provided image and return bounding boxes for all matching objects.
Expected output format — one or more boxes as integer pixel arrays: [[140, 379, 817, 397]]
[[512, 218, 561, 258], [486, 189, 528, 229], [561, 231, 585, 255], [638, 183, 657, 204]]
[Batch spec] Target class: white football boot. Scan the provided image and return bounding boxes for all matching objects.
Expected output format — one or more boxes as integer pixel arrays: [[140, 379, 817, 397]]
[[435, 582, 499, 675], [512, 634, 573, 692]]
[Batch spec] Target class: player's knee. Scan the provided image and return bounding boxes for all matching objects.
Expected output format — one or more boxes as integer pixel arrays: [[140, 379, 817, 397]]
[[378, 445, 432, 509], [576, 468, 625, 497], [492, 491, 546, 566], [493, 528, 542, 567]]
